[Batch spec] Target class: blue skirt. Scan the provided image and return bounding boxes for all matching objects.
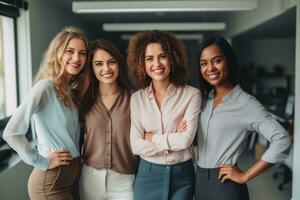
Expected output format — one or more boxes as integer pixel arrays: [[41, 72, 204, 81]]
[[134, 159, 195, 200]]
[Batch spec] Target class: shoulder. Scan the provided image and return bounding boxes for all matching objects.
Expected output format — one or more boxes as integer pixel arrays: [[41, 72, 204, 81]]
[[181, 85, 201, 96], [131, 87, 148, 98], [237, 90, 265, 112], [32, 79, 54, 93]]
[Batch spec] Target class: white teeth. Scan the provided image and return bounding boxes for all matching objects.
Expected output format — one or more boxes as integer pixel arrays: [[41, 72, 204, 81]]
[[208, 73, 219, 80], [152, 68, 164, 74], [102, 73, 113, 78]]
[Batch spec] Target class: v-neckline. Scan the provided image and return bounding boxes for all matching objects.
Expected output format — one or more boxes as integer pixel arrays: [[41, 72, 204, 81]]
[[98, 89, 123, 115]]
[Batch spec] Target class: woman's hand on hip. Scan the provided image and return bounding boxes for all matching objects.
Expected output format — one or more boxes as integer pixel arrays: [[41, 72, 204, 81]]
[[48, 149, 73, 169], [217, 164, 248, 184]]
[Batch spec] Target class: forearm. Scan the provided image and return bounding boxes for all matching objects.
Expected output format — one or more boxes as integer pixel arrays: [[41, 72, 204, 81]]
[[243, 159, 273, 182]]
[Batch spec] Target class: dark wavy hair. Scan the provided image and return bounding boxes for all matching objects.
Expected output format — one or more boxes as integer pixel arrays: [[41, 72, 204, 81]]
[[127, 30, 189, 89], [80, 39, 128, 120], [198, 36, 241, 98]]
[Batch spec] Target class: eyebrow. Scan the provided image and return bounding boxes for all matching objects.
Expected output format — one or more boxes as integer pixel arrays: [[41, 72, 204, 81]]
[[200, 55, 222, 61], [93, 57, 115, 63], [145, 52, 167, 58], [66, 47, 87, 52]]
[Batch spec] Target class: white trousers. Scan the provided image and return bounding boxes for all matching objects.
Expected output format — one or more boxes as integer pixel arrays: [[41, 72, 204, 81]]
[[79, 164, 135, 200]]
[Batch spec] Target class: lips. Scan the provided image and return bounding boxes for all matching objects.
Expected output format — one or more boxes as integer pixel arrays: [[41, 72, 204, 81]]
[[68, 63, 81, 69], [152, 68, 165, 74], [101, 72, 114, 78], [207, 73, 220, 80]]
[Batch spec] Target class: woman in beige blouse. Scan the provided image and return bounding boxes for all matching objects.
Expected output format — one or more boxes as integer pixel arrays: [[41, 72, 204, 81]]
[[79, 39, 139, 200], [127, 30, 201, 200]]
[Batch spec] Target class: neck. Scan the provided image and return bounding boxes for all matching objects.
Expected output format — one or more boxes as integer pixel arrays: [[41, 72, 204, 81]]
[[152, 79, 170, 95], [99, 82, 120, 96], [215, 81, 235, 97]]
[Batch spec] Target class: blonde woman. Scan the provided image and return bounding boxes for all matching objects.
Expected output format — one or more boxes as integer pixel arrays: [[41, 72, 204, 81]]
[[3, 26, 88, 200]]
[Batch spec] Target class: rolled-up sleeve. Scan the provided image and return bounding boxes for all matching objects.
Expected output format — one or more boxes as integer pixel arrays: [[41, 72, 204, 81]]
[[249, 97, 291, 163]]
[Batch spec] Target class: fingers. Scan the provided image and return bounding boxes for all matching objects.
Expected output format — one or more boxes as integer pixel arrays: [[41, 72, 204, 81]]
[[176, 119, 187, 133], [221, 174, 230, 183], [49, 149, 73, 169], [218, 165, 235, 181]]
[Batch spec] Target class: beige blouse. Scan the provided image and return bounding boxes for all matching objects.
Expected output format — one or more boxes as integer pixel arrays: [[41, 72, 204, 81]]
[[130, 83, 201, 165], [83, 89, 139, 174]]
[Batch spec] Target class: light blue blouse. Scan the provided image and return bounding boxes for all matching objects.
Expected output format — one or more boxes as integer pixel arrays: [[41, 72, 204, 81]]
[[3, 79, 80, 170]]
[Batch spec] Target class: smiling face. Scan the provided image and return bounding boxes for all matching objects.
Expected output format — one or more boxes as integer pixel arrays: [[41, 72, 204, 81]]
[[92, 49, 119, 85], [199, 44, 231, 87], [61, 37, 87, 79], [144, 43, 171, 84]]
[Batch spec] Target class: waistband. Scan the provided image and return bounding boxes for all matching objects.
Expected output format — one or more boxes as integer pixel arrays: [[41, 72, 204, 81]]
[[69, 157, 81, 164], [140, 159, 193, 169], [197, 166, 220, 178]]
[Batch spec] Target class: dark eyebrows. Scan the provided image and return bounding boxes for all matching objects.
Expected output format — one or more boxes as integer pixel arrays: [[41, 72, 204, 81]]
[[200, 55, 223, 62]]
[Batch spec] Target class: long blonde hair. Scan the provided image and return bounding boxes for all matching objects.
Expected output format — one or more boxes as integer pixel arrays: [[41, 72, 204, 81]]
[[35, 26, 89, 108]]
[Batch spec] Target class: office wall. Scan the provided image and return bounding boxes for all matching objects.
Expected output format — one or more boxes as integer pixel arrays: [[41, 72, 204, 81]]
[[224, 0, 296, 37], [234, 38, 295, 75], [29, 0, 98, 77]]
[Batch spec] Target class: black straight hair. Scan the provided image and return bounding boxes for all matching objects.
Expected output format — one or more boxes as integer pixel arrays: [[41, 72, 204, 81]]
[[198, 36, 241, 98]]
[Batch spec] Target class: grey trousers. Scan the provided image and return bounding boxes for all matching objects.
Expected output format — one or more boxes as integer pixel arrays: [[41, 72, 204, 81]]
[[195, 166, 249, 200], [28, 157, 81, 200], [134, 159, 195, 200]]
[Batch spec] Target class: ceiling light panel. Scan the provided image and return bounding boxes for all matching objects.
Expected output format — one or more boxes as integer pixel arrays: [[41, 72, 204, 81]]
[[73, 1, 257, 13]]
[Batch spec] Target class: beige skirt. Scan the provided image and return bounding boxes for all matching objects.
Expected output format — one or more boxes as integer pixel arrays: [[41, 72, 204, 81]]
[[28, 157, 81, 200]]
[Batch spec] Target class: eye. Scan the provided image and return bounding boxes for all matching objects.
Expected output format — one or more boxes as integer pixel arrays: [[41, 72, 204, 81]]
[[213, 58, 222, 64], [79, 51, 87, 57], [200, 61, 207, 68], [146, 57, 153, 62], [65, 49, 74, 54], [160, 54, 168, 59], [109, 59, 117, 65], [95, 62, 103, 67]]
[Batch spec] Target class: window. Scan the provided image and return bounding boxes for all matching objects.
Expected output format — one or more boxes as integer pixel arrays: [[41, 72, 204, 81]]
[[0, 15, 17, 118], [0, 0, 30, 118]]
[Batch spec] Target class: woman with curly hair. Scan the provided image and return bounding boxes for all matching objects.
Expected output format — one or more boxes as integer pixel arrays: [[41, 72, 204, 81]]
[[127, 30, 201, 200], [3, 26, 88, 200], [79, 39, 139, 200]]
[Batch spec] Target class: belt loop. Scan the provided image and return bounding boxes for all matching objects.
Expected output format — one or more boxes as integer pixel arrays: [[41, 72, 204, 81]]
[[207, 169, 210, 179], [149, 162, 152, 172]]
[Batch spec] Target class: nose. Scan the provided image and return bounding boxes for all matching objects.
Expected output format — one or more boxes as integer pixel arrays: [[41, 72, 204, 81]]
[[102, 63, 110, 71], [153, 57, 161, 67], [207, 61, 216, 72], [72, 52, 80, 62]]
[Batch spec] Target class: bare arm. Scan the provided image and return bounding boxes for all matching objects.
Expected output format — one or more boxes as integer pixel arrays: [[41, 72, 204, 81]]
[[218, 159, 273, 184]]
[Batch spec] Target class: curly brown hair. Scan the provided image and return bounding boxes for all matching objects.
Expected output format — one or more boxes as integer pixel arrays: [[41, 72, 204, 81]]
[[127, 30, 189, 89]]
